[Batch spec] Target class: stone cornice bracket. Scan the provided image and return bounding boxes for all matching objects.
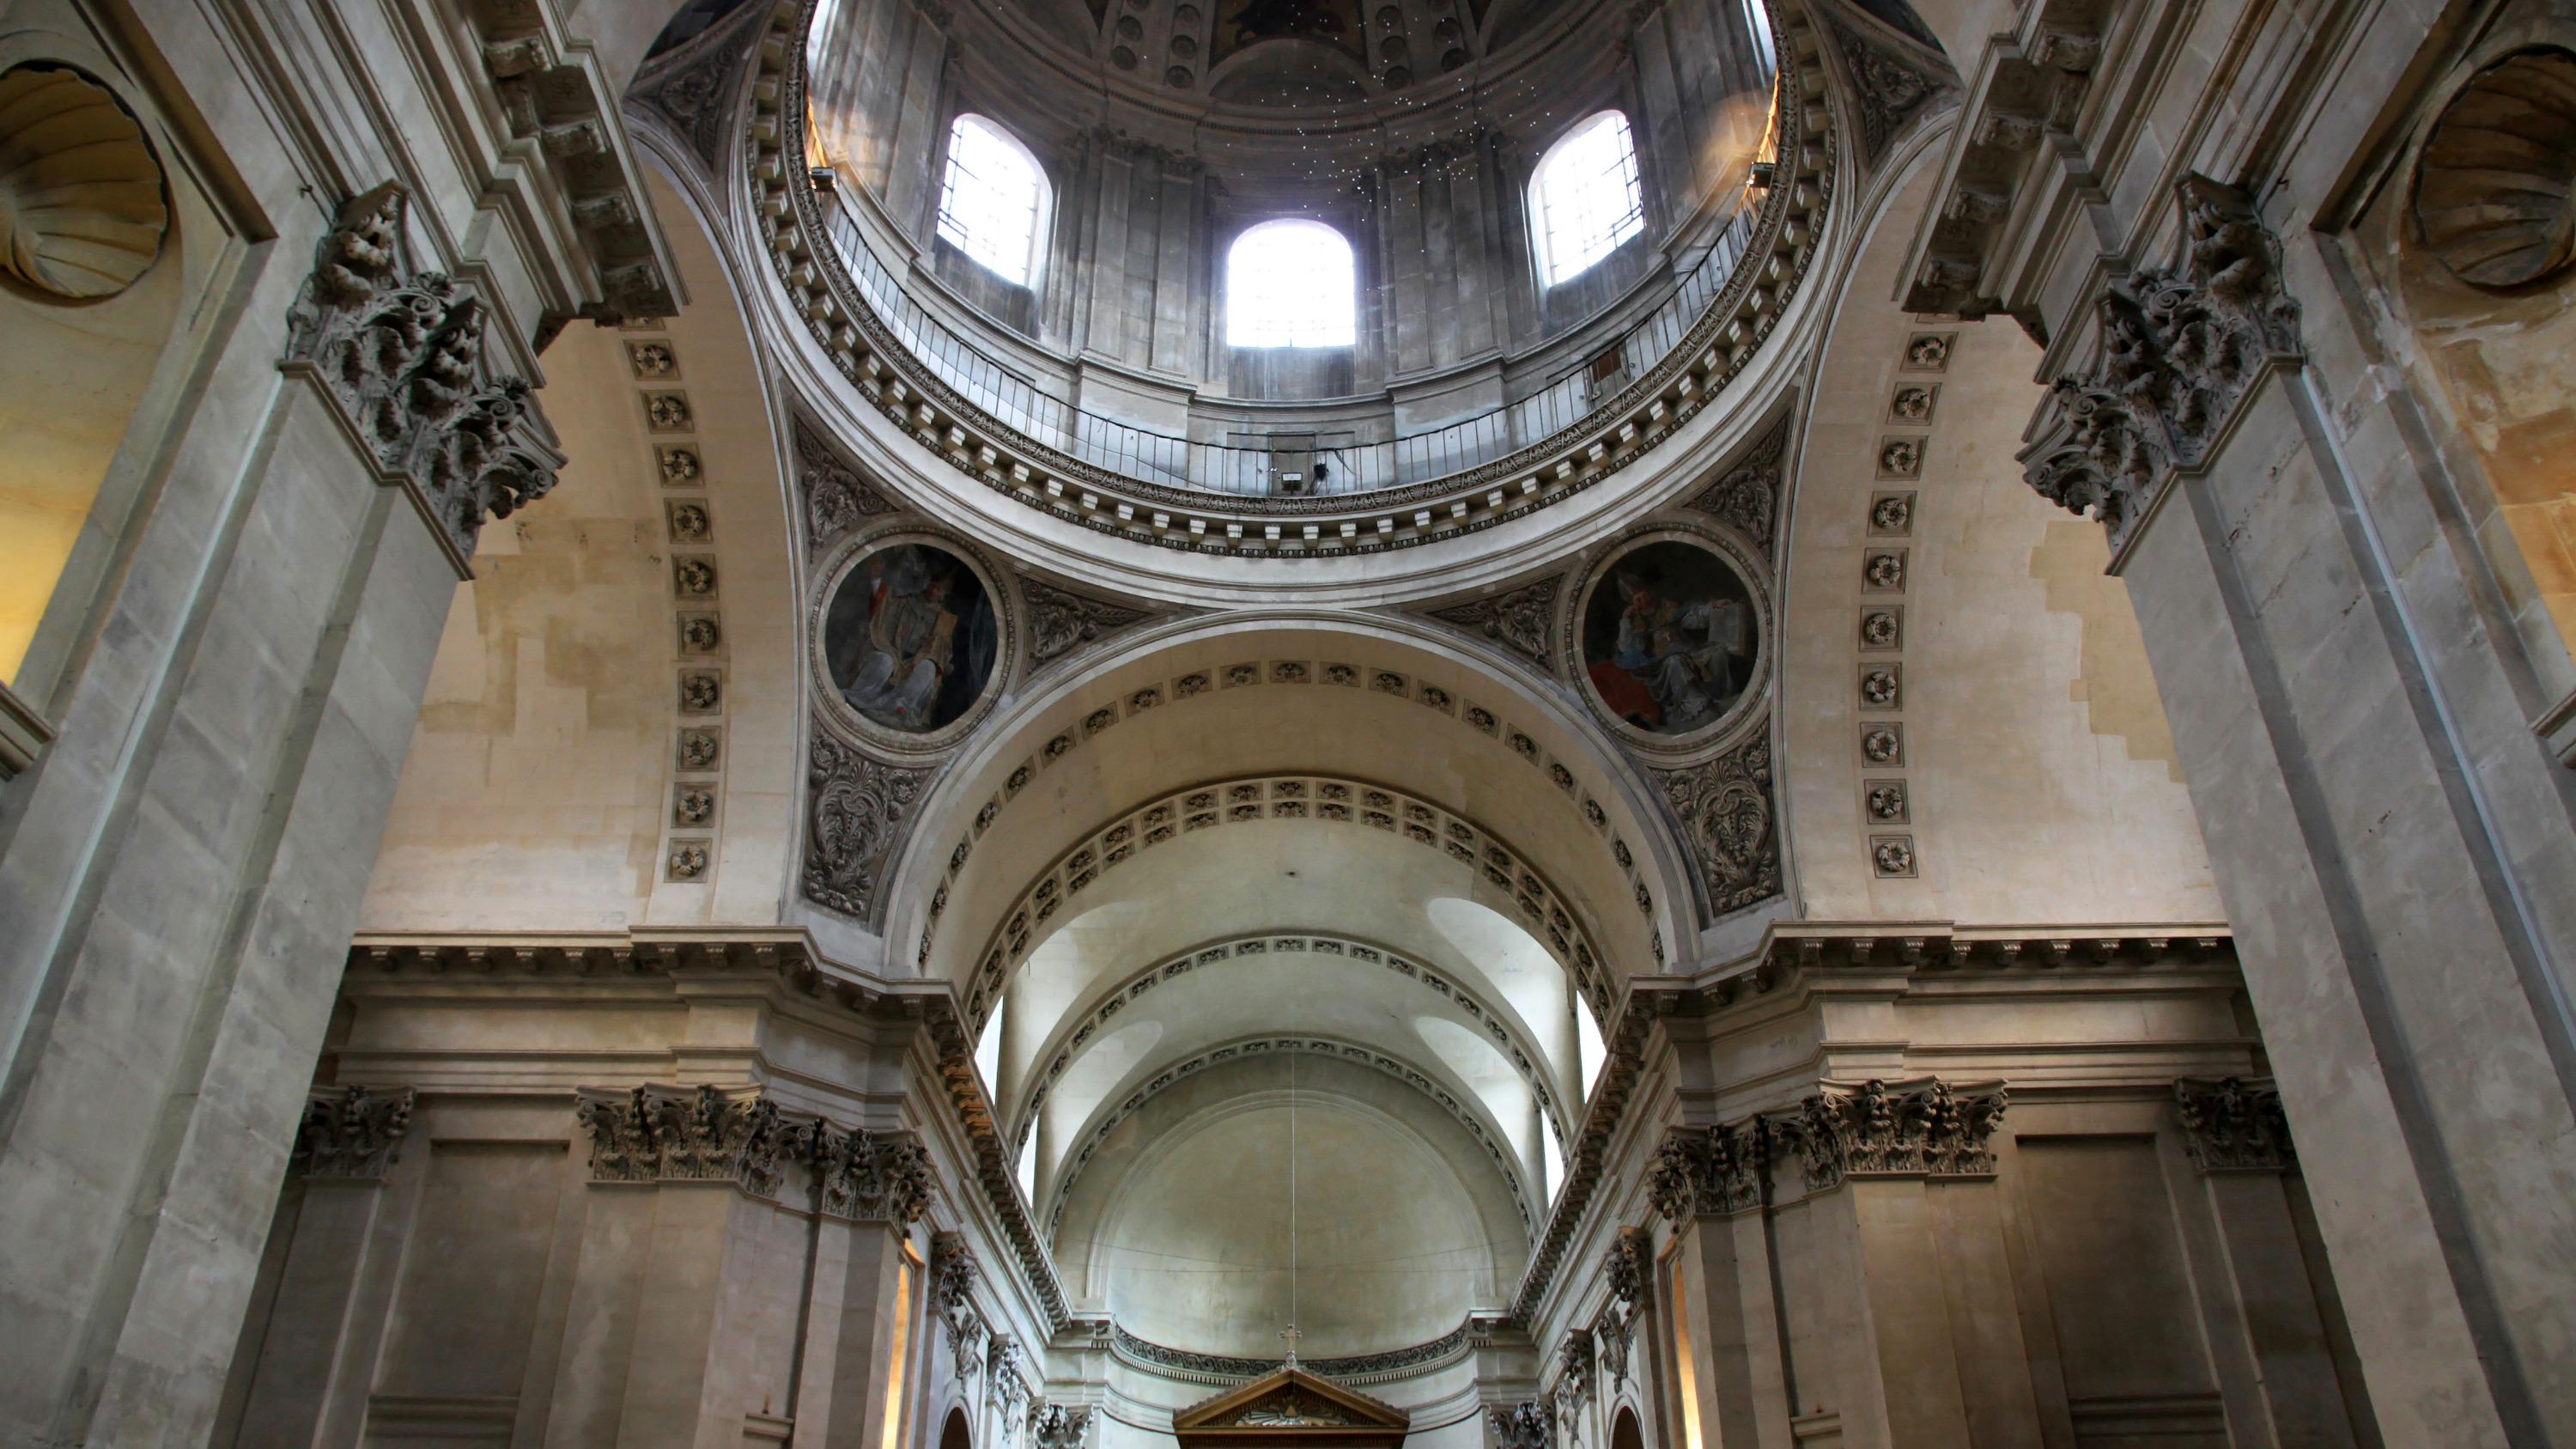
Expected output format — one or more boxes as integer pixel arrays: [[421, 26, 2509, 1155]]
[[1030, 1403, 1091, 1449], [1900, 0, 2106, 317], [2017, 174, 2303, 557], [293, 1085, 416, 1179], [1789, 1077, 2008, 1191], [280, 183, 567, 576], [470, 0, 681, 320], [2174, 1076, 2296, 1173], [573, 1082, 935, 1221], [921, 1005, 1073, 1331]]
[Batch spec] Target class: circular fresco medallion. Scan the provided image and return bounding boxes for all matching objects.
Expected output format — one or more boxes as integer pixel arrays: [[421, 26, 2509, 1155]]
[[821, 540, 1000, 736], [1579, 539, 1760, 739]]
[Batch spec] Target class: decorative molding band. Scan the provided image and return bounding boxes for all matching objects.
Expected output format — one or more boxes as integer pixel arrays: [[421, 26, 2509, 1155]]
[[279, 184, 566, 576], [1109, 1321, 1475, 1387], [744, 0, 1836, 559], [1012, 931, 1566, 1155], [293, 1085, 416, 1180], [572, 1082, 934, 1221], [2174, 1076, 2296, 1174], [922, 656, 1654, 985], [1044, 1033, 1534, 1233], [954, 773, 1625, 1033], [2018, 174, 2304, 558]]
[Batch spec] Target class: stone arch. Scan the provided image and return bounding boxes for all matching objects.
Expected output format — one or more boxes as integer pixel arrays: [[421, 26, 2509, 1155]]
[[1774, 119, 2215, 924]]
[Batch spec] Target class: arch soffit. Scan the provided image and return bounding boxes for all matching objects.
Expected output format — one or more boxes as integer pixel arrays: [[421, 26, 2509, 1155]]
[[1011, 929, 1571, 1149], [882, 614, 1698, 995], [1047, 1044, 1537, 1238]]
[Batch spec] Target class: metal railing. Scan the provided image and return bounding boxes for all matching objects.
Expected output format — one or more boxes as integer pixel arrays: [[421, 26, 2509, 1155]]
[[818, 190, 1762, 499]]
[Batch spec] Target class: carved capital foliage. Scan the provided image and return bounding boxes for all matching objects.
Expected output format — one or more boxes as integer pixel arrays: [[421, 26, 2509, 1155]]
[[282, 184, 564, 568], [1650, 735, 1782, 917], [573, 1084, 933, 1220], [1648, 1121, 1768, 1219], [1022, 577, 1156, 667], [1030, 1403, 1092, 1449], [2175, 1076, 2296, 1173], [1490, 1399, 1553, 1449], [1603, 1223, 1649, 1306], [294, 1085, 416, 1179], [1791, 1078, 2007, 1191], [1425, 577, 1559, 670], [1556, 1329, 1595, 1407], [796, 419, 899, 557], [2020, 174, 2303, 552], [803, 722, 932, 923]]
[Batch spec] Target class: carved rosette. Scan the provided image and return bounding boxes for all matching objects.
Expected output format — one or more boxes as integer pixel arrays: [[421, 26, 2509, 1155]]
[[1791, 1078, 2007, 1191], [574, 1084, 934, 1219], [1647, 1121, 1766, 1220], [2174, 1076, 2296, 1173], [803, 723, 932, 923], [1425, 577, 1560, 668], [281, 184, 565, 569], [1022, 577, 1156, 667], [1651, 737, 1783, 917], [2020, 175, 2302, 553], [293, 1085, 416, 1179]]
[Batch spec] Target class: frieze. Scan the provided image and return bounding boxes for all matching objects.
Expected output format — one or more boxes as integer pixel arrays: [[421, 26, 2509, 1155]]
[[293, 1085, 416, 1180], [2019, 175, 2303, 555], [281, 184, 565, 574], [2174, 1076, 2296, 1173]]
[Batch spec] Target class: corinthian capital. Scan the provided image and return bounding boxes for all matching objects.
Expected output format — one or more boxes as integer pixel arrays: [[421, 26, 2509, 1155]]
[[1647, 1120, 1766, 1220], [293, 1085, 416, 1179], [1790, 1078, 2007, 1191], [2175, 1077, 2296, 1173]]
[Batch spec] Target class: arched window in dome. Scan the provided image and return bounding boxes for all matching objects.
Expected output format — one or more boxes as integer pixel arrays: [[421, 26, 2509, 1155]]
[[1225, 220, 1358, 348], [936, 114, 1048, 286], [1530, 111, 1645, 286]]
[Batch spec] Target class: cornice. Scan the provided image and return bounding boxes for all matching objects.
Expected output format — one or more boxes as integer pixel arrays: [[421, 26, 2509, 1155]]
[[739, 0, 1840, 560]]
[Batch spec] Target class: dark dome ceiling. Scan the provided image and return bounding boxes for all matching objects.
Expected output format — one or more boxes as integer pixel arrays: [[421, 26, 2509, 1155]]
[[999, 0, 1583, 106]]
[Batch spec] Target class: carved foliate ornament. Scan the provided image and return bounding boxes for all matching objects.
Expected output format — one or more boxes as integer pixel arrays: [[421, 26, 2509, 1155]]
[[1648, 1121, 1766, 1219], [1030, 1403, 1092, 1449], [1603, 1224, 1649, 1306], [1815, 3, 1959, 167], [803, 722, 932, 922], [1023, 577, 1156, 667], [816, 1123, 936, 1222], [293, 1085, 416, 1179], [574, 1084, 789, 1196], [2020, 175, 2302, 552], [796, 419, 898, 553], [1556, 1330, 1595, 1409], [1790, 1078, 2007, 1191], [1650, 736, 1782, 917], [2174, 1076, 2296, 1173], [1425, 577, 1560, 668], [281, 183, 564, 569], [1490, 1399, 1552, 1449], [627, 0, 769, 166], [1683, 413, 1791, 554]]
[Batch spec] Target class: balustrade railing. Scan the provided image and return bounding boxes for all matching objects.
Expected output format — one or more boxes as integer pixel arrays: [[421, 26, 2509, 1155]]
[[817, 193, 1762, 500]]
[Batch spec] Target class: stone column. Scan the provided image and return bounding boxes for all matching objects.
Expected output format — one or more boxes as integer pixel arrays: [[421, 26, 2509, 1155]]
[[1781, 1080, 2012, 1449], [2019, 174, 2576, 1449], [221, 1088, 420, 1449], [1647, 1120, 1792, 1449], [2172, 1079, 2365, 1449], [804, 1122, 935, 1449]]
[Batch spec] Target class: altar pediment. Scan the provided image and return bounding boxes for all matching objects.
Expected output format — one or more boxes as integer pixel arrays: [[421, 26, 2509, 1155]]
[[1172, 1367, 1411, 1449]]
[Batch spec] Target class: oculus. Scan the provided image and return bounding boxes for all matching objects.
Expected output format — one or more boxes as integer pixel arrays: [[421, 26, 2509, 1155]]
[[2414, 48, 2576, 289], [1582, 540, 1758, 737], [823, 542, 999, 734]]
